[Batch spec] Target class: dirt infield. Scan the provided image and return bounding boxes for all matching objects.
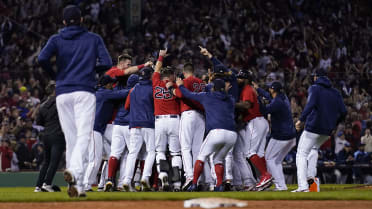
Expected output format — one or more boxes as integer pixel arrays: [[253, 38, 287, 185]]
[[0, 200, 371, 209]]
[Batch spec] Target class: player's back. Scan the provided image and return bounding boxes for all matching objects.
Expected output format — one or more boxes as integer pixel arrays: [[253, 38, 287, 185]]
[[152, 72, 180, 115], [179, 76, 205, 112], [240, 84, 262, 122], [38, 26, 112, 96], [129, 80, 155, 128]]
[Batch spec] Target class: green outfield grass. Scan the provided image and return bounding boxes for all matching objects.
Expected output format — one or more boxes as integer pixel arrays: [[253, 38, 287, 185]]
[[0, 185, 371, 202]]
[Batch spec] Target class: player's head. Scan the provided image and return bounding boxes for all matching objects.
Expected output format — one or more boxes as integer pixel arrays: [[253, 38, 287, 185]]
[[117, 54, 132, 69], [63, 5, 82, 26], [182, 63, 194, 77], [312, 68, 327, 82], [127, 74, 139, 88], [161, 66, 175, 81], [139, 67, 153, 80], [99, 75, 116, 89], [269, 81, 282, 97], [236, 69, 254, 85], [212, 79, 226, 92]]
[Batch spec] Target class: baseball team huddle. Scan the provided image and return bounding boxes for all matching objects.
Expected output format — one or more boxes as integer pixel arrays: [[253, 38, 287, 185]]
[[36, 5, 348, 197]]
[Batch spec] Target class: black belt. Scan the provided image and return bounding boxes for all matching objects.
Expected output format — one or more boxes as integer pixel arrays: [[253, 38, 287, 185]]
[[155, 115, 179, 119]]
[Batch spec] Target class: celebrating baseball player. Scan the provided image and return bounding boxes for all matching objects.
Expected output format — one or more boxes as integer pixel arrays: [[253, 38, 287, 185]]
[[122, 67, 155, 191], [172, 63, 206, 191], [152, 49, 183, 191], [174, 78, 237, 192], [235, 70, 273, 191], [255, 81, 296, 191], [38, 5, 112, 197], [293, 69, 347, 192]]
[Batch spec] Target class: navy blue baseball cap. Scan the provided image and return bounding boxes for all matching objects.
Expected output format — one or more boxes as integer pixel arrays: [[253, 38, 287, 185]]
[[236, 69, 254, 80], [139, 67, 153, 80], [212, 79, 225, 92], [270, 81, 282, 92], [213, 64, 228, 74], [63, 5, 82, 25]]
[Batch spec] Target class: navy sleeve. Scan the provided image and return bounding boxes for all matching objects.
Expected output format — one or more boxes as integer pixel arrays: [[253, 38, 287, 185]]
[[95, 36, 112, 72], [262, 99, 281, 115], [104, 89, 129, 100], [179, 85, 205, 103], [205, 83, 213, 92], [299, 86, 317, 122], [257, 88, 272, 101], [38, 36, 58, 78], [211, 57, 224, 67]]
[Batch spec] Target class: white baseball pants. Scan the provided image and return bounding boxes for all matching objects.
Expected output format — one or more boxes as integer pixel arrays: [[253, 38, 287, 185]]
[[244, 117, 269, 158], [179, 110, 205, 179], [123, 128, 155, 184], [56, 91, 95, 189], [110, 125, 131, 159], [307, 147, 318, 179], [296, 130, 329, 190], [265, 138, 296, 190]]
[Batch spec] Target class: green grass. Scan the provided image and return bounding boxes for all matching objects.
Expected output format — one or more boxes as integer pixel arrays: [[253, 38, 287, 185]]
[[0, 185, 371, 202]]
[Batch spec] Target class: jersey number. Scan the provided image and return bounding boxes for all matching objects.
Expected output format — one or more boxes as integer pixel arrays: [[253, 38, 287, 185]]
[[154, 87, 173, 99], [193, 83, 205, 92]]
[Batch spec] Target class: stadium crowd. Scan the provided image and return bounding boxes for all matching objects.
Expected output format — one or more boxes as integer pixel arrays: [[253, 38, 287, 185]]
[[0, 0, 372, 185]]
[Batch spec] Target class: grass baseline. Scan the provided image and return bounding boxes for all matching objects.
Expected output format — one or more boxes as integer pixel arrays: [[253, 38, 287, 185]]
[[0, 185, 371, 202]]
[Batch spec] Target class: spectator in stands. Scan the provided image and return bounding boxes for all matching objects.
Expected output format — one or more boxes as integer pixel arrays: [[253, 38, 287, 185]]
[[353, 143, 369, 183], [0, 140, 13, 171], [334, 142, 354, 184], [361, 128, 372, 153], [15, 135, 31, 169], [334, 131, 349, 154]]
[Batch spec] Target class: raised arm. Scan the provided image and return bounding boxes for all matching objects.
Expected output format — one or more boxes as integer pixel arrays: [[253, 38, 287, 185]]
[[124, 61, 153, 75]]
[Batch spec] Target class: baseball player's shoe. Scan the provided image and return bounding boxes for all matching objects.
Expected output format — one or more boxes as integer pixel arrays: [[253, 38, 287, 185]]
[[224, 180, 232, 191], [208, 184, 215, 192], [255, 173, 273, 189], [243, 185, 256, 191], [214, 185, 224, 192], [159, 174, 170, 191], [78, 191, 87, 197], [104, 181, 113, 192], [182, 177, 193, 191], [187, 184, 197, 192], [123, 183, 130, 192], [63, 170, 78, 198], [42, 183, 54, 192], [141, 177, 151, 192], [97, 187, 104, 192], [34, 187, 42, 192], [291, 188, 310, 192]]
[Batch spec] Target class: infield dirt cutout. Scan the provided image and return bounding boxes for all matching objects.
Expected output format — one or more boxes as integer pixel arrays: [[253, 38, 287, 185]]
[[0, 200, 371, 209]]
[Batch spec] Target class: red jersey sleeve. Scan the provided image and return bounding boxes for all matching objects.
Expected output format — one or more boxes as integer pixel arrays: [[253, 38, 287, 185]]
[[106, 67, 125, 78], [241, 86, 256, 103], [124, 89, 132, 110], [152, 72, 161, 87]]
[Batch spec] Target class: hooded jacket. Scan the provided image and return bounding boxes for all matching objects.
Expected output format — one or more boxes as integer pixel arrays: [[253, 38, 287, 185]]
[[257, 88, 296, 140], [179, 86, 236, 132], [114, 74, 139, 126], [300, 77, 347, 136], [38, 26, 112, 96]]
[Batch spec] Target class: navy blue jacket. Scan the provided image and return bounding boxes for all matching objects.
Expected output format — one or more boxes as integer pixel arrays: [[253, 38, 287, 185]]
[[93, 88, 129, 134], [38, 26, 112, 96], [127, 80, 154, 128], [257, 88, 296, 140], [210, 57, 239, 101], [300, 77, 347, 136], [179, 85, 235, 132], [114, 75, 139, 126]]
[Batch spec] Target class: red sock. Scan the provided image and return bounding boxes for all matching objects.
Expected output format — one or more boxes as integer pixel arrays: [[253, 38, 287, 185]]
[[260, 157, 268, 171], [108, 156, 118, 179], [214, 164, 224, 187], [192, 160, 204, 185], [140, 160, 145, 175], [249, 154, 268, 176]]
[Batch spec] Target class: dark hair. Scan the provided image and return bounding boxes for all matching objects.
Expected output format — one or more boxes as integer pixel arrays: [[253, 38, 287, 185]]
[[118, 54, 133, 63], [161, 66, 174, 77], [183, 63, 194, 73]]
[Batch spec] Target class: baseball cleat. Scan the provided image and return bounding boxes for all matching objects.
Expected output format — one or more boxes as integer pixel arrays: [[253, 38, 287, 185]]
[[63, 170, 78, 197], [104, 181, 113, 192], [224, 180, 232, 191], [187, 184, 197, 192], [243, 185, 257, 191], [291, 188, 310, 192], [255, 173, 273, 189], [141, 178, 151, 191], [182, 178, 193, 191], [78, 191, 87, 197], [42, 183, 54, 192], [34, 187, 42, 192], [97, 187, 104, 192], [123, 184, 130, 192], [161, 175, 170, 191], [214, 185, 224, 192], [308, 177, 320, 192]]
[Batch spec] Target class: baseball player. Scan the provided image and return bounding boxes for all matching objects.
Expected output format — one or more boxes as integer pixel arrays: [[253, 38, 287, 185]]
[[38, 5, 112, 197], [152, 49, 183, 191], [235, 70, 273, 191], [104, 74, 139, 191], [174, 78, 237, 192], [172, 63, 206, 191], [255, 81, 296, 191], [293, 69, 347, 192], [83, 75, 131, 192], [122, 67, 155, 191]]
